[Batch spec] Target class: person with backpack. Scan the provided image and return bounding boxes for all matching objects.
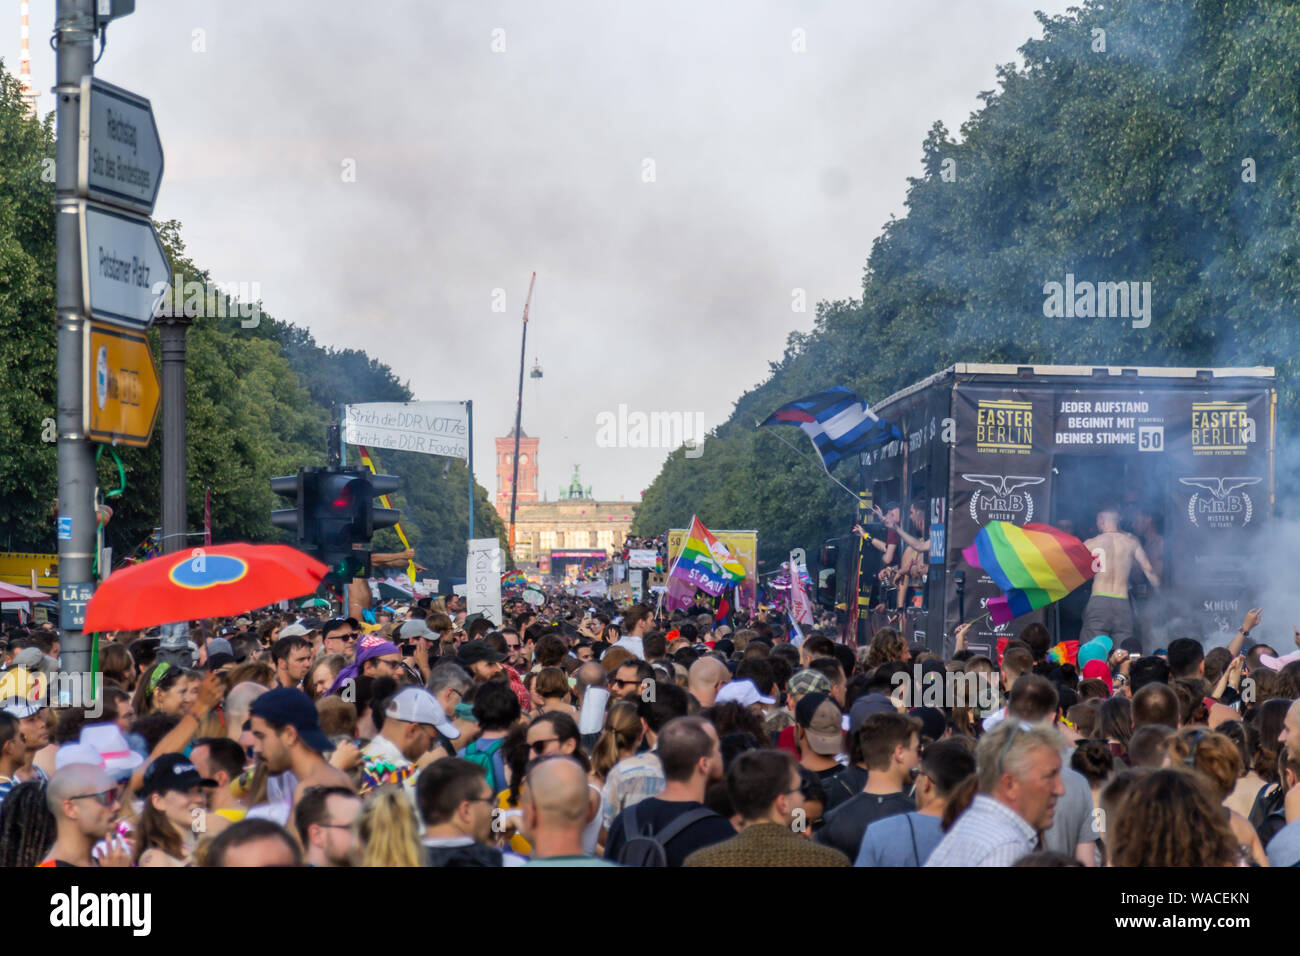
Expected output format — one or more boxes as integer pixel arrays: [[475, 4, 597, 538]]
[[457, 681, 520, 797], [603, 716, 734, 866]]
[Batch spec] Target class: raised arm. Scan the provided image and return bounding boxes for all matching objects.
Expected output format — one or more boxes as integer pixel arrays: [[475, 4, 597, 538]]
[[1226, 608, 1262, 658], [1132, 540, 1159, 590]]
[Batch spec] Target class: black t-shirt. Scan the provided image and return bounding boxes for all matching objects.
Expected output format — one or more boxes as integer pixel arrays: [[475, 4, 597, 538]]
[[424, 842, 503, 868], [823, 765, 869, 811], [814, 790, 914, 859], [604, 798, 736, 867]]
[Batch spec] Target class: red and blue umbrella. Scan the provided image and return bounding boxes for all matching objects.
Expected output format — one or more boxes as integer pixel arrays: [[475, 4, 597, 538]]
[[82, 543, 328, 632]]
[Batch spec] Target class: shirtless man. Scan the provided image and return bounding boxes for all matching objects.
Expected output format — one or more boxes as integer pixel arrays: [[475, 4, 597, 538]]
[[1081, 507, 1159, 646], [346, 549, 418, 617]]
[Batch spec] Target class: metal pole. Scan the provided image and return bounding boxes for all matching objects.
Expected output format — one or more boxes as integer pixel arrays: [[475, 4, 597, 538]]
[[466, 400, 475, 539], [508, 272, 536, 553], [327, 415, 341, 467], [54, 0, 96, 677], [158, 313, 192, 665], [159, 317, 191, 554]]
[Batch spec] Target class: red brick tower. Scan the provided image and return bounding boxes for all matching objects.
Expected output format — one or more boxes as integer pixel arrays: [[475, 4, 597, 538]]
[[495, 427, 539, 520]]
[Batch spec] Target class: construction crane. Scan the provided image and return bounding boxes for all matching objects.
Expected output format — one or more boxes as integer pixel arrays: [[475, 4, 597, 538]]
[[507, 272, 536, 554]]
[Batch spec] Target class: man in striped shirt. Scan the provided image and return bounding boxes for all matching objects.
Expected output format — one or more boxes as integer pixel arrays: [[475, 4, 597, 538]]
[[926, 720, 1065, 867]]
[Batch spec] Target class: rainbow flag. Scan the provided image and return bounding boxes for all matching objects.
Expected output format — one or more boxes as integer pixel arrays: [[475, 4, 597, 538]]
[[962, 522, 1095, 626], [669, 516, 746, 597]]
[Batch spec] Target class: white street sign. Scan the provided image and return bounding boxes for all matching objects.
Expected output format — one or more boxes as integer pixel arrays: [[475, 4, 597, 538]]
[[344, 401, 470, 459], [79, 77, 163, 214], [78, 201, 171, 330], [467, 538, 503, 626]]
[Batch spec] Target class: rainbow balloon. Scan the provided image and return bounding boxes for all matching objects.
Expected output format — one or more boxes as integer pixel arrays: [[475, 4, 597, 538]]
[[962, 522, 1095, 626]]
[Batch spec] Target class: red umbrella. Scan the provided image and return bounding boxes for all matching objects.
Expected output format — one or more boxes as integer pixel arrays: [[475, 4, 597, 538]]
[[82, 543, 329, 632]]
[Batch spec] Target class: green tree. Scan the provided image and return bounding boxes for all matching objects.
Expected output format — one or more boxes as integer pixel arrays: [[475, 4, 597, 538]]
[[636, 0, 1300, 563]]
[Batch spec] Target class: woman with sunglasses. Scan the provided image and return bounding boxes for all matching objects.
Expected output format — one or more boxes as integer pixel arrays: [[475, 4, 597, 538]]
[[134, 753, 215, 867], [527, 713, 605, 855]]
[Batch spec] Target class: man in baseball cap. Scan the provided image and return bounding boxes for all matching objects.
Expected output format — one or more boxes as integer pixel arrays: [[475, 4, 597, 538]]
[[1, 697, 49, 798], [457, 639, 507, 684], [248, 689, 353, 815], [794, 692, 845, 783], [359, 686, 458, 801]]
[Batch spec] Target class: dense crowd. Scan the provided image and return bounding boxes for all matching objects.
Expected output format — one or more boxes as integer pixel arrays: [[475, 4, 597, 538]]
[[0, 592, 1294, 868]]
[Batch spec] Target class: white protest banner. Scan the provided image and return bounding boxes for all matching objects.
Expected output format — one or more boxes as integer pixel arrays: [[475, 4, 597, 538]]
[[467, 538, 503, 625], [628, 549, 658, 569], [344, 401, 469, 458], [576, 580, 607, 598]]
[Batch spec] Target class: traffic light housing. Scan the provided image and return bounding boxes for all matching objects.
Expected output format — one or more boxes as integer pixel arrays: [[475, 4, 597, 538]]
[[270, 467, 402, 584], [270, 472, 314, 546]]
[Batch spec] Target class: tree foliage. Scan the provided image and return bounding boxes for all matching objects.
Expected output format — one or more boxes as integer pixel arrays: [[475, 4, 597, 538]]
[[635, 0, 1300, 565], [0, 63, 503, 586]]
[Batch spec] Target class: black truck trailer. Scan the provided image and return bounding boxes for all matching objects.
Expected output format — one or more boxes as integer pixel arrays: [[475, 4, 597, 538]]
[[845, 363, 1275, 659]]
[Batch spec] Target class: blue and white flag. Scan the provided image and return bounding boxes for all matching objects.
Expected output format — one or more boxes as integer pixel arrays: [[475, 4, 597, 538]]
[[760, 387, 902, 470]]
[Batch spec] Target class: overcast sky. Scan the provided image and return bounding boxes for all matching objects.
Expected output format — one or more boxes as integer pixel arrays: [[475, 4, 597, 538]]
[[6, 0, 1074, 504]]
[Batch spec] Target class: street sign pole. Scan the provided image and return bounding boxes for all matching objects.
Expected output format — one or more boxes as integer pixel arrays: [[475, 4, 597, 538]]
[[159, 314, 190, 557], [55, 0, 98, 673]]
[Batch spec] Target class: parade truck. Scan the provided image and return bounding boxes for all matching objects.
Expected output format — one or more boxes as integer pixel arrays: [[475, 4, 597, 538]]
[[849, 363, 1276, 659]]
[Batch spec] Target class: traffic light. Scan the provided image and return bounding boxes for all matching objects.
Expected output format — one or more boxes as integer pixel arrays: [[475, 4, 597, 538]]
[[270, 471, 314, 547], [270, 467, 402, 584]]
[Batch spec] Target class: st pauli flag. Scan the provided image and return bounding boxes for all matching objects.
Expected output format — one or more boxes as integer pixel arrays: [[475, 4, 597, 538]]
[[668, 516, 746, 597], [961, 522, 1095, 626], [760, 386, 903, 470]]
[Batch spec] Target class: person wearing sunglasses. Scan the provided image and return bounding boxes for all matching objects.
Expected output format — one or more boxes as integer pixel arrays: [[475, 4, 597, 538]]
[[38, 764, 129, 868], [321, 619, 359, 659]]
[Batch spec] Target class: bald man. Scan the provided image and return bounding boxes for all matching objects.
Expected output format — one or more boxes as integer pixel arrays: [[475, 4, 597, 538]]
[[574, 662, 607, 699], [42, 765, 128, 867], [225, 681, 269, 755], [687, 657, 730, 709], [520, 757, 612, 866]]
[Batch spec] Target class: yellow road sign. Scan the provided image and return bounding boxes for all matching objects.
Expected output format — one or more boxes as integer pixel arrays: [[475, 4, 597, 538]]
[[83, 321, 160, 446]]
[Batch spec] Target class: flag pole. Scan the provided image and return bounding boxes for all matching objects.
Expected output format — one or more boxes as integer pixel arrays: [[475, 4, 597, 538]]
[[757, 423, 861, 503]]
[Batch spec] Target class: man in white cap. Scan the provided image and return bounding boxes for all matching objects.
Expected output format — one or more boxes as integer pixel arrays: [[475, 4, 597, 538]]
[[713, 678, 776, 717], [359, 686, 460, 802], [0, 698, 49, 802]]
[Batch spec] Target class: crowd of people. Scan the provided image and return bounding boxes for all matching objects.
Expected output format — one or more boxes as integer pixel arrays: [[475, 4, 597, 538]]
[[0, 589, 1295, 868]]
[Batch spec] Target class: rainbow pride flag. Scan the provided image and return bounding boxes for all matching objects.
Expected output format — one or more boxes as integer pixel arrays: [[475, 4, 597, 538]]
[[668, 516, 747, 597], [961, 522, 1095, 626]]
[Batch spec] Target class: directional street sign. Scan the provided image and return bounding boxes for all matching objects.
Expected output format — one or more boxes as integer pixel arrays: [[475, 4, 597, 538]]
[[78, 77, 163, 214], [60, 581, 94, 630], [77, 200, 170, 329], [83, 321, 161, 446]]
